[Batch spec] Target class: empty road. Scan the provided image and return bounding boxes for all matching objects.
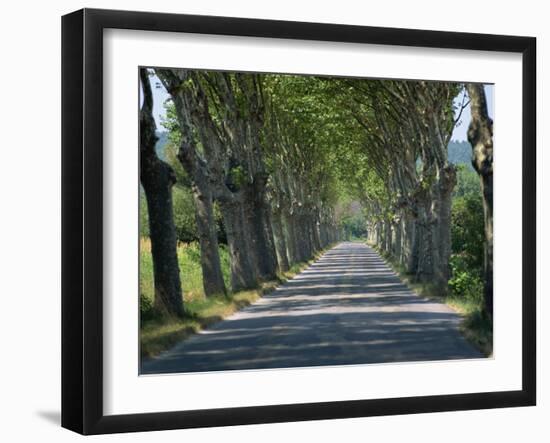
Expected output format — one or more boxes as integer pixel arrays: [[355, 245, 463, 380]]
[[141, 242, 482, 374]]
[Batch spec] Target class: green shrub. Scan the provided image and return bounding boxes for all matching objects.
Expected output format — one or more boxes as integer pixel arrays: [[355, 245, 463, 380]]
[[172, 186, 199, 243], [448, 254, 484, 304], [451, 167, 484, 270], [140, 293, 155, 322], [450, 164, 485, 304]]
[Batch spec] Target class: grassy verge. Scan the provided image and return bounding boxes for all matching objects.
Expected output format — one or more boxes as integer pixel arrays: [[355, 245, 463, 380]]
[[140, 238, 327, 358], [370, 243, 493, 357]]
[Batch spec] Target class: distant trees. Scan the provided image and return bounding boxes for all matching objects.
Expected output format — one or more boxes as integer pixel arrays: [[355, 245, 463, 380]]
[[336, 79, 459, 294], [139, 69, 184, 317], [264, 75, 342, 265]]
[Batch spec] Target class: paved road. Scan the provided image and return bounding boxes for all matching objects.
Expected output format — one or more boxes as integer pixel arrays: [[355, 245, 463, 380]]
[[141, 242, 482, 374]]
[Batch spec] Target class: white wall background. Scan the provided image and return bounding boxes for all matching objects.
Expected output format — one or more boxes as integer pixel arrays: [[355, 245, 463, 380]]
[[0, 0, 546, 441]]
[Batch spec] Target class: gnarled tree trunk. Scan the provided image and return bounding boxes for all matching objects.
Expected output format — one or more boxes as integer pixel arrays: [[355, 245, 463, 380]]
[[156, 68, 227, 298], [401, 216, 417, 274], [271, 209, 290, 272], [139, 69, 184, 317], [220, 200, 258, 291], [284, 210, 299, 265], [437, 164, 457, 285], [466, 84, 494, 319], [246, 176, 278, 280], [192, 184, 227, 297]]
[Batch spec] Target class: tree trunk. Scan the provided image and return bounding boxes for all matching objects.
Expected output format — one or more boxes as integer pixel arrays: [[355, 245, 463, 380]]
[[192, 185, 227, 297], [301, 213, 313, 260], [429, 190, 446, 295], [220, 200, 258, 291], [295, 214, 308, 261], [271, 209, 290, 272], [402, 217, 417, 274], [139, 69, 184, 317], [437, 165, 457, 285], [284, 211, 299, 264], [313, 213, 322, 251], [155, 69, 227, 300], [467, 83, 494, 319], [244, 178, 278, 281], [394, 219, 402, 263], [415, 198, 434, 284]]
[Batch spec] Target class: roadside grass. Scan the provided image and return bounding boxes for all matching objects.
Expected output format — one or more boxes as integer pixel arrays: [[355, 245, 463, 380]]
[[370, 243, 493, 357], [140, 237, 329, 358]]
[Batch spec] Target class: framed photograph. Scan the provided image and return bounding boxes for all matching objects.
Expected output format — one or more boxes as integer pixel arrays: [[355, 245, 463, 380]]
[[62, 8, 536, 435]]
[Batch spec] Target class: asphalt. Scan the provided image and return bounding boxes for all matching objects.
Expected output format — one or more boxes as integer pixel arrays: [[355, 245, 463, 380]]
[[141, 242, 483, 374]]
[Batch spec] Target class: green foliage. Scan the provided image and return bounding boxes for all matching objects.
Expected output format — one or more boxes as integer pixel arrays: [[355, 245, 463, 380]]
[[161, 102, 182, 147], [140, 240, 231, 308], [453, 164, 482, 198], [227, 165, 248, 188], [341, 210, 368, 239], [142, 179, 201, 244], [448, 254, 484, 304], [165, 143, 192, 187], [449, 164, 485, 304], [451, 167, 484, 270], [172, 186, 198, 243], [140, 292, 155, 322]]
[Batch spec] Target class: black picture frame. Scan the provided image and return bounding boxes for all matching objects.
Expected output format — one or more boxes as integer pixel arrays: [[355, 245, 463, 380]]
[[61, 8, 536, 435]]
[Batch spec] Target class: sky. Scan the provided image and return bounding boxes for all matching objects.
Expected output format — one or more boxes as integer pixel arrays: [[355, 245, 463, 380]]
[[150, 74, 170, 131], [451, 84, 494, 142], [144, 73, 494, 144]]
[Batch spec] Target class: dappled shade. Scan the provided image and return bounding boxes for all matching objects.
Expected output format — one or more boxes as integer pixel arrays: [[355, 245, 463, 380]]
[[142, 242, 482, 374]]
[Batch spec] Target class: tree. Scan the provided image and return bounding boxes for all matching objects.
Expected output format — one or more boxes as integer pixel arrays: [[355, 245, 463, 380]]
[[139, 68, 184, 317], [466, 84, 494, 319], [156, 69, 228, 297]]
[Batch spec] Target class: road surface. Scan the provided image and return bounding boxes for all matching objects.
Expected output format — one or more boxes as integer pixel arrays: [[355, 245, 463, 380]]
[[141, 242, 482, 374]]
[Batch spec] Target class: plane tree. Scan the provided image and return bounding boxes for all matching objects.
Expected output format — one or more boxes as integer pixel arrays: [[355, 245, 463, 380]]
[[139, 68, 184, 317]]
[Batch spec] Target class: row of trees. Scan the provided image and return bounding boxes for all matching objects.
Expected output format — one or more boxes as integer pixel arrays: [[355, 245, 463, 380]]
[[345, 81, 493, 317], [140, 67, 493, 320], [140, 69, 344, 317], [351, 80, 460, 293]]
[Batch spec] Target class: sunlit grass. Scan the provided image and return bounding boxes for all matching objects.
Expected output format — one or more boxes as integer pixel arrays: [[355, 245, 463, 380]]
[[140, 238, 230, 303]]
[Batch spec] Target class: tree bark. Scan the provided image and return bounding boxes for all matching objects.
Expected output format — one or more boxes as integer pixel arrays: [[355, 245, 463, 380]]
[[271, 209, 290, 272], [466, 84, 494, 319], [394, 219, 402, 262], [220, 200, 258, 291], [402, 216, 417, 274], [283, 211, 299, 265], [243, 177, 278, 281], [155, 68, 227, 298], [437, 165, 457, 285], [192, 185, 227, 297], [139, 69, 184, 317], [312, 212, 322, 252], [415, 195, 437, 285]]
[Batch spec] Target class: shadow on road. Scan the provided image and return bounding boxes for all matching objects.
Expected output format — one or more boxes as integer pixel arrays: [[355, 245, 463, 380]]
[[142, 242, 483, 374]]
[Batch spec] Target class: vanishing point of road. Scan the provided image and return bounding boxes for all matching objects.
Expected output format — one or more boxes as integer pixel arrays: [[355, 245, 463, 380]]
[[141, 242, 483, 374]]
